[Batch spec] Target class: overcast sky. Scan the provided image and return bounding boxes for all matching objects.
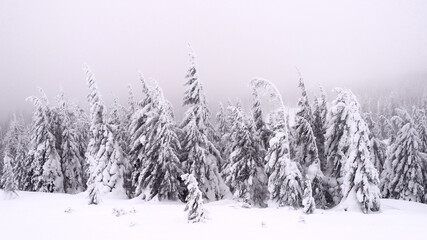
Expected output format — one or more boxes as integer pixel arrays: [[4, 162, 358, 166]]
[[1, 0, 427, 122]]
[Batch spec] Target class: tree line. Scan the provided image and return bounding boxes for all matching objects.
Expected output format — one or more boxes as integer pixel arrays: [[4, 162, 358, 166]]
[[1, 48, 427, 214]]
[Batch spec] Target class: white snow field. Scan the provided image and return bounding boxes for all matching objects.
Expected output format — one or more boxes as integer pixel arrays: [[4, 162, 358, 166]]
[[1, 190, 426, 240]]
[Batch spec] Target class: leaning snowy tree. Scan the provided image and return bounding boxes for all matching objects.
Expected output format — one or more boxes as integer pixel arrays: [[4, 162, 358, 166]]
[[27, 89, 64, 193], [57, 92, 85, 193], [180, 46, 227, 201], [251, 88, 271, 151], [312, 87, 328, 171], [364, 112, 387, 175], [302, 180, 316, 214], [182, 173, 206, 223], [294, 116, 327, 209], [225, 105, 269, 207], [381, 109, 425, 202], [252, 78, 304, 208], [293, 75, 327, 208], [325, 88, 381, 213], [84, 66, 127, 204], [128, 73, 159, 197], [134, 83, 184, 201]]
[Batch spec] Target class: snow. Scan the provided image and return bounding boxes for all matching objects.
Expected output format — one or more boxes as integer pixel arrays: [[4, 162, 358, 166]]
[[1, 191, 426, 240]]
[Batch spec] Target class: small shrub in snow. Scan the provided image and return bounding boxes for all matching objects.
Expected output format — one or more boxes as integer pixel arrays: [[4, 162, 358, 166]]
[[182, 173, 206, 223], [302, 180, 316, 214]]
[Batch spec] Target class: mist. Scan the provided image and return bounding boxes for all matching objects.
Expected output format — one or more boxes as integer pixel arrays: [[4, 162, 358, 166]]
[[1, 0, 427, 122]]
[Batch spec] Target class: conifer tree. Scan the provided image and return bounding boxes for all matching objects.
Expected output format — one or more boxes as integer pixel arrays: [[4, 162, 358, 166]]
[[215, 103, 232, 170], [57, 92, 84, 193], [364, 112, 387, 174], [85, 67, 127, 203], [182, 173, 206, 223], [251, 78, 304, 208], [295, 73, 313, 126], [381, 109, 425, 202], [414, 109, 427, 153], [302, 180, 316, 214], [265, 113, 303, 208], [226, 106, 268, 207], [27, 89, 64, 193], [180, 47, 226, 201], [325, 89, 381, 213], [85, 67, 106, 204], [294, 116, 327, 208], [312, 87, 328, 170], [128, 73, 158, 197], [135, 84, 183, 200], [1, 153, 18, 195], [1, 115, 28, 190], [251, 88, 271, 150]]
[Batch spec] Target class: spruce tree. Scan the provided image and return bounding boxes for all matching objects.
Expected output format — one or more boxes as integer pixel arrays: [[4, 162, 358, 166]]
[[1, 115, 28, 190], [251, 78, 304, 208], [302, 180, 316, 214], [1, 153, 18, 195], [294, 116, 327, 208], [226, 106, 268, 207], [27, 89, 64, 193], [84, 67, 127, 203], [265, 113, 303, 208], [312, 87, 327, 171], [128, 73, 158, 197], [57, 93, 84, 193], [325, 89, 381, 213], [215, 103, 232, 170], [414, 109, 427, 153], [135, 84, 183, 200], [180, 47, 226, 201], [182, 173, 206, 223], [381, 110, 425, 202], [251, 88, 271, 150], [364, 112, 387, 174]]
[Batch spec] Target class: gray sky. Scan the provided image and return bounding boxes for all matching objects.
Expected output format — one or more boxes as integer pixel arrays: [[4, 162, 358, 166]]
[[1, 0, 427, 122]]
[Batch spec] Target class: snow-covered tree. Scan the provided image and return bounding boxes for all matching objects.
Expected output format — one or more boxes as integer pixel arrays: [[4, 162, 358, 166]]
[[364, 112, 387, 174], [226, 106, 268, 207], [27, 89, 64, 193], [180, 47, 226, 201], [75, 105, 90, 189], [182, 173, 206, 223], [0, 115, 28, 190], [135, 83, 183, 200], [84, 67, 127, 204], [294, 116, 327, 208], [215, 103, 232, 170], [57, 92, 84, 193], [302, 180, 315, 214], [381, 109, 425, 202], [414, 109, 427, 153], [265, 114, 303, 208], [251, 88, 271, 150], [128, 73, 159, 197], [325, 89, 381, 213], [251, 78, 304, 208], [312, 87, 328, 170], [1, 153, 17, 194], [295, 73, 313, 126], [377, 115, 393, 140]]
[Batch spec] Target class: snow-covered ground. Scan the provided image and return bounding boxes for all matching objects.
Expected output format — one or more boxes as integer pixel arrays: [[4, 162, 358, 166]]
[[1, 190, 426, 240]]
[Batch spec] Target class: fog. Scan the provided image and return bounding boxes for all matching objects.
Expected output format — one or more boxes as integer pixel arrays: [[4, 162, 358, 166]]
[[1, 0, 427, 122]]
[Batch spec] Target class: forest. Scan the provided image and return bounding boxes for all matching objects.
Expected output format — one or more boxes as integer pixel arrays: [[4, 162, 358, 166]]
[[1, 49, 427, 222]]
